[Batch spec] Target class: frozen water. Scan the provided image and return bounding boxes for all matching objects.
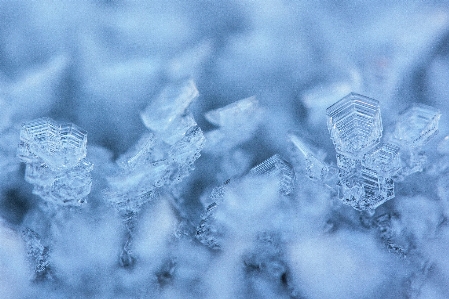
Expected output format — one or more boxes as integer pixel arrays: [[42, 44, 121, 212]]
[[392, 104, 441, 148], [249, 154, 295, 196], [140, 79, 199, 144], [204, 96, 264, 152], [326, 93, 382, 159], [22, 227, 52, 281], [17, 118, 92, 205], [288, 133, 337, 184], [18, 117, 87, 170], [362, 143, 401, 177], [1, 1, 449, 298]]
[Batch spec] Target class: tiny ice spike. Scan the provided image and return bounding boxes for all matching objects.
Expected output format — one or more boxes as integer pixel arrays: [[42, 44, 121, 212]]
[[17, 117, 92, 205]]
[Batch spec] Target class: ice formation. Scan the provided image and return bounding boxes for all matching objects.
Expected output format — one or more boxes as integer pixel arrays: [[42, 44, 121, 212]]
[[2, 2, 449, 298], [17, 117, 92, 205], [105, 80, 205, 212], [196, 154, 295, 250], [326, 93, 440, 211]]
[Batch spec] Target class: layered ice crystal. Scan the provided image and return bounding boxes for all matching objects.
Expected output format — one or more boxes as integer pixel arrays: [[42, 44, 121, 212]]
[[17, 117, 92, 205], [140, 80, 199, 145], [106, 80, 205, 212], [392, 103, 441, 148], [327, 93, 441, 210], [249, 154, 295, 196], [326, 93, 382, 159], [18, 118, 87, 170], [326, 93, 400, 211], [390, 104, 441, 176]]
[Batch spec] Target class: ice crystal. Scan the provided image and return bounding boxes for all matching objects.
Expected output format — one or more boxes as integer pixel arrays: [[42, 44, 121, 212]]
[[326, 93, 382, 159], [204, 96, 264, 152], [392, 103, 441, 148], [22, 228, 52, 281], [17, 118, 92, 205], [249, 154, 295, 196], [288, 133, 337, 185], [106, 80, 205, 212], [327, 93, 441, 210]]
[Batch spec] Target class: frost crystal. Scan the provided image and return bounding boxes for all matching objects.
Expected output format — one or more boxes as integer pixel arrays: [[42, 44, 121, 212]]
[[249, 154, 295, 196], [17, 117, 92, 205], [326, 93, 382, 159], [204, 96, 264, 152], [288, 133, 337, 185], [392, 104, 441, 148], [22, 228, 52, 281], [327, 94, 396, 211], [106, 80, 205, 212], [390, 104, 441, 176], [140, 79, 199, 145], [327, 93, 441, 211]]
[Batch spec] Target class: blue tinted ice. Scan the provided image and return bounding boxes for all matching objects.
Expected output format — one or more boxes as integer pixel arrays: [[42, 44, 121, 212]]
[[249, 154, 295, 196], [106, 87, 205, 212], [17, 118, 92, 205], [327, 93, 400, 211], [362, 143, 401, 177], [326, 93, 382, 158], [22, 228, 52, 281], [18, 117, 87, 170], [288, 133, 336, 182], [392, 103, 441, 148], [140, 79, 199, 144], [204, 96, 264, 152]]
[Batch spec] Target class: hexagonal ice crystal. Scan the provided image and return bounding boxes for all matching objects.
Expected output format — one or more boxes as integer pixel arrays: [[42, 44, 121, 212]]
[[18, 117, 87, 170], [326, 93, 382, 158], [17, 117, 92, 205], [362, 143, 401, 177], [392, 103, 441, 148]]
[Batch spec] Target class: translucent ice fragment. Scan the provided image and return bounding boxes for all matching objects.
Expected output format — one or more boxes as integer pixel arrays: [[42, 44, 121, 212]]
[[116, 133, 158, 170], [17, 118, 92, 205], [140, 79, 199, 141], [362, 143, 401, 177], [326, 93, 382, 158], [205, 96, 260, 127], [204, 96, 264, 152], [106, 127, 205, 211], [196, 202, 222, 250], [29, 160, 93, 206], [249, 154, 295, 195], [50, 160, 93, 205], [18, 117, 87, 170], [338, 168, 394, 211], [22, 228, 52, 281], [392, 103, 441, 148], [288, 133, 336, 182]]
